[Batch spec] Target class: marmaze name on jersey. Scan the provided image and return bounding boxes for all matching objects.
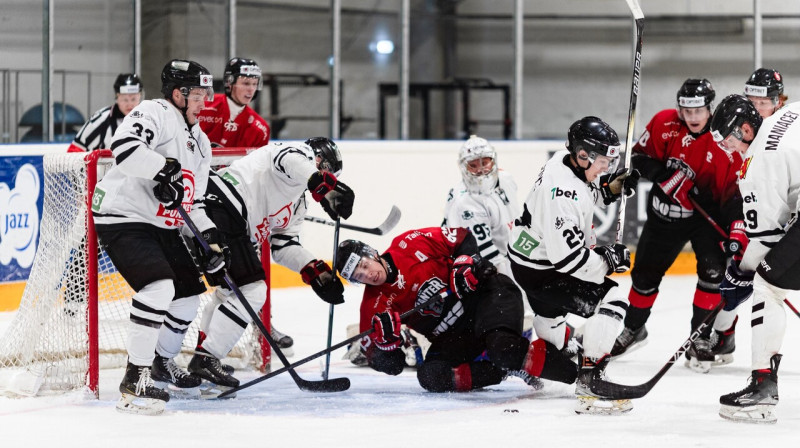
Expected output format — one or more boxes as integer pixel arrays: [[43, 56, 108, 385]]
[[550, 187, 578, 201]]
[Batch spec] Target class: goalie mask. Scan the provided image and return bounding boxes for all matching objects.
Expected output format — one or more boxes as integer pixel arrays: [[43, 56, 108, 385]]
[[336, 239, 381, 284], [458, 135, 498, 195], [710, 94, 763, 149], [566, 116, 621, 175], [305, 137, 343, 177]]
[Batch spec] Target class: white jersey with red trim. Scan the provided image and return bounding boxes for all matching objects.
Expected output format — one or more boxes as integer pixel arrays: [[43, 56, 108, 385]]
[[92, 99, 215, 233], [217, 141, 318, 272], [443, 170, 519, 277], [507, 149, 608, 284]]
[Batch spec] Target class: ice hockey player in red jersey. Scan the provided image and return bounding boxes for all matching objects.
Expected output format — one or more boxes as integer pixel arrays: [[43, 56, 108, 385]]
[[611, 79, 744, 374], [336, 227, 569, 394], [198, 57, 270, 148]]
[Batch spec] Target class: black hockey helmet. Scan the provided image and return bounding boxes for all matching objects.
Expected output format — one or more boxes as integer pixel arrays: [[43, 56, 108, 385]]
[[160, 59, 214, 101], [336, 239, 380, 284], [113, 73, 143, 95], [677, 78, 715, 109], [224, 57, 263, 98], [744, 68, 784, 99], [566, 116, 621, 172], [710, 94, 763, 144], [305, 137, 343, 177]]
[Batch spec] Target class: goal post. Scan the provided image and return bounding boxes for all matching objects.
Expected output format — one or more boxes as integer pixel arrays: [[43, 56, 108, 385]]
[[0, 148, 271, 397]]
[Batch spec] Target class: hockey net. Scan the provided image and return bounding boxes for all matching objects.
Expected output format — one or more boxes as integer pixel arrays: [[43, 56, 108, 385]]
[[0, 148, 271, 397]]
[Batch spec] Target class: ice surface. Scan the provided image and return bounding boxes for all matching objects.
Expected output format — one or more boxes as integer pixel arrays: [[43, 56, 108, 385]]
[[1, 275, 799, 447]]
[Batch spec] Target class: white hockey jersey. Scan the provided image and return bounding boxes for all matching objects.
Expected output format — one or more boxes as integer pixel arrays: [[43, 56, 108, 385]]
[[443, 170, 519, 277], [507, 150, 608, 284], [739, 103, 800, 272], [216, 142, 318, 273], [92, 99, 215, 233]]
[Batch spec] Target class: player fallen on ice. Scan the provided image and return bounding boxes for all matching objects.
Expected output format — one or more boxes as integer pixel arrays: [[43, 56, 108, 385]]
[[337, 226, 557, 393], [610, 79, 745, 374], [507, 116, 640, 415], [710, 94, 797, 424]]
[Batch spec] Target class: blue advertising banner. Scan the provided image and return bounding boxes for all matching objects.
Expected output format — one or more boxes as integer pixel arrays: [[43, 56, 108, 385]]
[[0, 155, 43, 283]]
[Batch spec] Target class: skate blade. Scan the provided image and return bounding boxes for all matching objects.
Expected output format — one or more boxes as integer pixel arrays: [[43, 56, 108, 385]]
[[714, 354, 734, 366], [116, 393, 166, 416], [153, 381, 201, 399], [719, 404, 777, 424], [575, 396, 633, 415], [198, 381, 237, 399], [684, 358, 712, 374]]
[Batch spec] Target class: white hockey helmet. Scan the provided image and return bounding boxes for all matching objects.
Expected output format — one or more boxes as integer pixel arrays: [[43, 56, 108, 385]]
[[458, 135, 498, 195]]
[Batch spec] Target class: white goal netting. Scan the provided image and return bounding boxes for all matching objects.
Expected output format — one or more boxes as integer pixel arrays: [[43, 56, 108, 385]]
[[0, 150, 268, 397]]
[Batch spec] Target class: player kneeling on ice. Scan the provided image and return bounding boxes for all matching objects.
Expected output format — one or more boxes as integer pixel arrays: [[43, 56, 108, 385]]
[[507, 116, 639, 415], [337, 227, 552, 393], [151, 137, 354, 396]]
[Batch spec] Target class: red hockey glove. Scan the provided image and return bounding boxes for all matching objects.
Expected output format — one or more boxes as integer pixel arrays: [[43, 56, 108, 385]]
[[307, 171, 355, 220], [721, 220, 749, 259], [657, 170, 695, 212], [371, 311, 403, 351], [308, 171, 338, 202], [301, 259, 345, 305]]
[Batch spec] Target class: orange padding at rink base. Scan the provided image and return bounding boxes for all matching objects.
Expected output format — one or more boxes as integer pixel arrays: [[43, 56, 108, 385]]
[[0, 252, 698, 312]]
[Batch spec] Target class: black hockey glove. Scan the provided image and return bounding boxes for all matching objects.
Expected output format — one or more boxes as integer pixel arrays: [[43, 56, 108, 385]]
[[307, 171, 355, 220], [599, 169, 640, 205], [301, 259, 345, 305], [593, 243, 631, 275], [371, 311, 403, 351], [450, 254, 497, 299], [152, 158, 184, 210], [719, 260, 754, 311], [195, 228, 230, 286]]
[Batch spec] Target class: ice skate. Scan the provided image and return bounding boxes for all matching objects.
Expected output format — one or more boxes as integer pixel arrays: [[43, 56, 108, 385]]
[[271, 325, 295, 357], [610, 325, 647, 358], [710, 328, 736, 366], [719, 354, 781, 424], [116, 362, 170, 415], [151, 354, 202, 398], [684, 335, 714, 373], [188, 353, 240, 399], [575, 355, 632, 415]]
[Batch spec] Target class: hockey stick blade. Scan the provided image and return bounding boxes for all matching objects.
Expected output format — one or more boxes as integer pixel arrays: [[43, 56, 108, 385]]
[[217, 290, 451, 398], [176, 207, 350, 393], [589, 304, 722, 400], [305, 205, 401, 235]]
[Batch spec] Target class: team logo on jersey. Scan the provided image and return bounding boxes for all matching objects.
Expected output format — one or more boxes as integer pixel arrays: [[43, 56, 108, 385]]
[[441, 227, 458, 243], [224, 121, 238, 132], [416, 278, 448, 317], [681, 134, 694, 148], [130, 111, 143, 119], [739, 156, 753, 180], [550, 187, 578, 201], [392, 273, 406, 290], [187, 140, 195, 153], [555, 217, 565, 229], [399, 240, 407, 249], [254, 218, 270, 244], [269, 203, 293, 230], [461, 210, 474, 220]]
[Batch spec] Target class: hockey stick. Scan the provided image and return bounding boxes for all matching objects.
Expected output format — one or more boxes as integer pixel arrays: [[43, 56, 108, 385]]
[[690, 197, 800, 317], [615, 0, 644, 244], [323, 218, 341, 380], [305, 205, 401, 235], [589, 303, 723, 400], [177, 207, 350, 393], [217, 289, 451, 398]]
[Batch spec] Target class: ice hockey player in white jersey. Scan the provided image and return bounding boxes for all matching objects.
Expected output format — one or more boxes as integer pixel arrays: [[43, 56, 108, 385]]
[[92, 60, 223, 415], [507, 116, 639, 415], [710, 94, 799, 423], [160, 137, 354, 392], [443, 135, 519, 277]]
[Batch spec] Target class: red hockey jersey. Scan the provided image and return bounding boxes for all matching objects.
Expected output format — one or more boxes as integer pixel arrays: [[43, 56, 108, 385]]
[[358, 227, 470, 340], [634, 108, 742, 203], [198, 93, 270, 148]]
